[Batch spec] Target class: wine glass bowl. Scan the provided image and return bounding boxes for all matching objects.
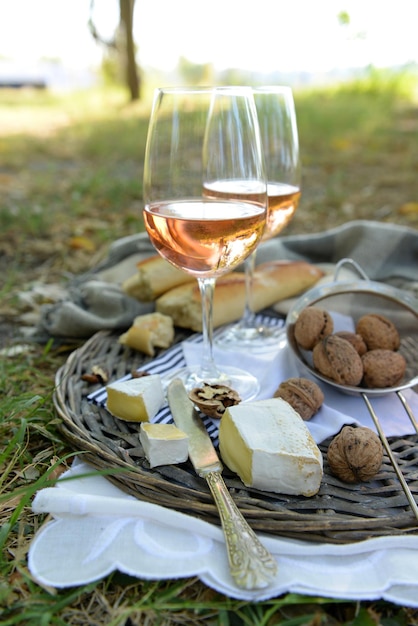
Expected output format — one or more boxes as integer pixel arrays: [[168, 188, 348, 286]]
[[264, 182, 301, 239], [143, 198, 265, 278], [143, 86, 267, 399], [257, 85, 301, 240], [218, 85, 301, 350]]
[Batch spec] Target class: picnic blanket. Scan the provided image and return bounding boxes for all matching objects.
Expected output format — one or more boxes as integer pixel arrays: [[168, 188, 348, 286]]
[[36, 219, 418, 340]]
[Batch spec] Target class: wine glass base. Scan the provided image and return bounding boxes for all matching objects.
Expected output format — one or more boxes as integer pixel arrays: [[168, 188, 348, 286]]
[[162, 364, 260, 402], [216, 322, 286, 353]]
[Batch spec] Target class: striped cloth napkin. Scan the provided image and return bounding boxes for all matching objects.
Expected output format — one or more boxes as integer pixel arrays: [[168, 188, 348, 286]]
[[87, 314, 286, 445]]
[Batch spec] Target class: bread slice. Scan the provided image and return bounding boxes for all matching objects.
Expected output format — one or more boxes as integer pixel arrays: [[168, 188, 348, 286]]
[[122, 255, 193, 301], [156, 261, 324, 332], [119, 312, 174, 356]]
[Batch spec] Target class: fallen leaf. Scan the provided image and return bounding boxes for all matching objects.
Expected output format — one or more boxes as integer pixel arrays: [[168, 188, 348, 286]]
[[398, 202, 418, 215], [68, 236, 96, 251]]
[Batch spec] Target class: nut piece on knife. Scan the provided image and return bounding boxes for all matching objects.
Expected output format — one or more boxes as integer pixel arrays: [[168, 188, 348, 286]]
[[327, 425, 383, 483], [189, 383, 241, 419]]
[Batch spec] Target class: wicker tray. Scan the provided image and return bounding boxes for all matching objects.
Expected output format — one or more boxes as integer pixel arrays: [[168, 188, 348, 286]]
[[54, 329, 418, 544]]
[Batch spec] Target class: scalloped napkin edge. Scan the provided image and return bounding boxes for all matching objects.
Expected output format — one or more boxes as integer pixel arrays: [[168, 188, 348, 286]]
[[28, 459, 418, 606]]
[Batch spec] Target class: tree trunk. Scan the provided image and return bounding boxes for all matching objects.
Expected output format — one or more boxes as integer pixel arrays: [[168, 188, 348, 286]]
[[120, 0, 140, 101]]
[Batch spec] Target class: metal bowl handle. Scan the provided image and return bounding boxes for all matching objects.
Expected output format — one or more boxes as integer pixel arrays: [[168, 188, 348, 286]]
[[334, 258, 369, 282]]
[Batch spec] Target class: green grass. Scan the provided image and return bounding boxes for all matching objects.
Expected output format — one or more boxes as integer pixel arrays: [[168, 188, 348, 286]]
[[1, 68, 418, 624]]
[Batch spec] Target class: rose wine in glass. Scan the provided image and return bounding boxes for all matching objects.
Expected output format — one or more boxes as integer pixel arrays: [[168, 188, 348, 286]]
[[143, 87, 267, 399], [218, 85, 301, 350]]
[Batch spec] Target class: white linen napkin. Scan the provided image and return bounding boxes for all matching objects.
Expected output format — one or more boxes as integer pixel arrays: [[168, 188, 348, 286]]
[[29, 458, 418, 605]]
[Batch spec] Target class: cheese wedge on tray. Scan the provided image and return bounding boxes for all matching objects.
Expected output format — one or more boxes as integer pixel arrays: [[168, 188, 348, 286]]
[[106, 375, 165, 422], [140, 423, 189, 468], [219, 398, 323, 497]]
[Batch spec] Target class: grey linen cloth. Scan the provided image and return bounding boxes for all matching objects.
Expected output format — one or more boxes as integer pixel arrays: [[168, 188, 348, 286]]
[[37, 220, 418, 340]]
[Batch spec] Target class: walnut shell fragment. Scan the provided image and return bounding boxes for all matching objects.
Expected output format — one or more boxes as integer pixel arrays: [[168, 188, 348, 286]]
[[274, 377, 324, 420], [189, 384, 241, 419], [81, 365, 109, 385], [327, 425, 383, 483]]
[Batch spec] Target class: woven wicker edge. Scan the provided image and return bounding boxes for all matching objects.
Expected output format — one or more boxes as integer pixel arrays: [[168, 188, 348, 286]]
[[53, 330, 418, 544]]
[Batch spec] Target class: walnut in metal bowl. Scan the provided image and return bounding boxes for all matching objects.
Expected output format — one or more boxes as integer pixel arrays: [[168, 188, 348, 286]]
[[286, 267, 418, 396], [356, 313, 401, 351]]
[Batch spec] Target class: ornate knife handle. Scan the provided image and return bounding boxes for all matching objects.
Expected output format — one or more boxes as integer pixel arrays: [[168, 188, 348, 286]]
[[205, 471, 277, 589]]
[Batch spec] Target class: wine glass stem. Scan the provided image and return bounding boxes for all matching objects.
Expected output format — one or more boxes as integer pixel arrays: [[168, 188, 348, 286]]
[[240, 251, 257, 329], [197, 277, 220, 380]]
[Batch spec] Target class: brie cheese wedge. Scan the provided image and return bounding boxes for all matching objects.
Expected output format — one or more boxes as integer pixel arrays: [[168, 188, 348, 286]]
[[106, 375, 164, 422], [219, 398, 323, 496]]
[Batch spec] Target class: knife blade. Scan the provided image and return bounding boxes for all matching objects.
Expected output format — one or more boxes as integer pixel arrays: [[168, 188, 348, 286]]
[[167, 378, 278, 590]]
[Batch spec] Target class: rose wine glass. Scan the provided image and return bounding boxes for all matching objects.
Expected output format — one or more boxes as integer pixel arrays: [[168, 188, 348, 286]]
[[219, 85, 301, 350], [143, 87, 267, 399]]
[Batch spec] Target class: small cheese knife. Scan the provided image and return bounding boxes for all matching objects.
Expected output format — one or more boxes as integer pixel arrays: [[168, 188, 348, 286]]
[[167, 378, 278, 590]]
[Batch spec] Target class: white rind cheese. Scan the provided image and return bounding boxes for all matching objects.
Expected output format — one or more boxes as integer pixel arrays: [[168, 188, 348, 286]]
[[106, 375, 164, 422], [140, 423, 189, 468], [219, 398, 323, 496]]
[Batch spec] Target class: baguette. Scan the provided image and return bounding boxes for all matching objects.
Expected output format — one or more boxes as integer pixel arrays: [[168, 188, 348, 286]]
[[122, 255, 193, 301], [156, 261, 324, 332], [119, 312, 174, 356]]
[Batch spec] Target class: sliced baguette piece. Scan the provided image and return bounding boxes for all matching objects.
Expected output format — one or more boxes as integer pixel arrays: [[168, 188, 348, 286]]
[[119, 312, 174, 356], [122, 255, 193, 301], [156, 260, 324, 332]]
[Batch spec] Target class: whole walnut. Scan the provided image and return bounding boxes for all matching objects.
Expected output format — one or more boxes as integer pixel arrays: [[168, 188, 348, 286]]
[[356, 313, 400, 351], [327, 425, 383, 483], [274, 377, 324, 420], [334, 331, 367, 356], [294, 307, 334, 350], [361, 349, 406, 388], [312, 334, 363, 387]]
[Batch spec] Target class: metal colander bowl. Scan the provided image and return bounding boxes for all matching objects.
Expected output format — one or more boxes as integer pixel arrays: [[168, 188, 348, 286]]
[[286, 259, 418, 397]]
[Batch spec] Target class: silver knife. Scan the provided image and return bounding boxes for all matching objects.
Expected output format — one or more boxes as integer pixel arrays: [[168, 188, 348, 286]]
[[167, 378, 278, 590]]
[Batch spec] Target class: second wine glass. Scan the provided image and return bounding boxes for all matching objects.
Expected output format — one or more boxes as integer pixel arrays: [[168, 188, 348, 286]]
[[143, 86, 267, 399], [219, 85, 301, 350]]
